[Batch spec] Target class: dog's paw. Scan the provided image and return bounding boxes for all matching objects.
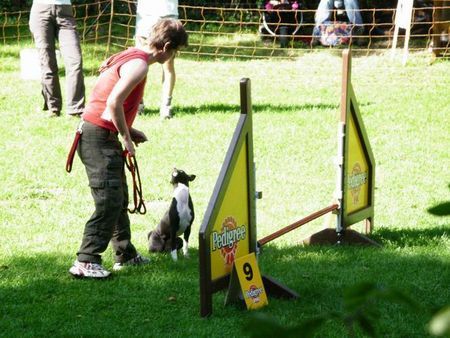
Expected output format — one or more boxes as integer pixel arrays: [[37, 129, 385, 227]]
[[182, 240, 189, 258], [171, 250, 178, 261]]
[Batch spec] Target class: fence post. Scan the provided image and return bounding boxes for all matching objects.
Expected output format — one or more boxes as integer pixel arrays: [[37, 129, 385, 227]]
[[107, 0, 114, 54]]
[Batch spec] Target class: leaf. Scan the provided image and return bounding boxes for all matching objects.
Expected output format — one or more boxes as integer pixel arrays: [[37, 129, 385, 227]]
[[242, 313, 290, 338], [242, 313, 327, 338], [343, 282, 379, 311], [429, 306, 450, 337], [344, 282, 379, 299], [355, 313, 377, 338], [379, 288, 421, 311], [294, 317, 327, 338]]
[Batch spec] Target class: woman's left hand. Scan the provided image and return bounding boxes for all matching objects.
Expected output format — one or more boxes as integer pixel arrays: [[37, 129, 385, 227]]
[[130, 128, 148, 146]]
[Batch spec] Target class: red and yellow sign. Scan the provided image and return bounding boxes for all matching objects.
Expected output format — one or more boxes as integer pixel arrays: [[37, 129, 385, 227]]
[[210, 141, 250, 281], [233, 253, 268, 310], [346, 114, 369, 214]]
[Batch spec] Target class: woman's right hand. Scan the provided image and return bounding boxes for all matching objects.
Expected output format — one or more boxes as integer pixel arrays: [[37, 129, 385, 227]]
[[123, 137, 136, 156]]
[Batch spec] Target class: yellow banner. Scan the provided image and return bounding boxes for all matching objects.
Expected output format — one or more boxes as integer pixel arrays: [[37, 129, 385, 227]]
[[346, 114, 369, 213], [210, 141, 250, 281]]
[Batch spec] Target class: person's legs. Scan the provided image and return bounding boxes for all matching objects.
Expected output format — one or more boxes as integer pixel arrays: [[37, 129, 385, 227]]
[[56, 5, 85, 115], [313, 0, 334, 40], [134, 36, 147, 115], [315, 0, 334, 25], [29, 4, 62, 115], [70, 122, 148, 277], [76, 122, 125, 264], [160, 56, 175, 119], [134, 15, 160, 115], [135, 14, 179, 119], [344, 0, 363, 25]]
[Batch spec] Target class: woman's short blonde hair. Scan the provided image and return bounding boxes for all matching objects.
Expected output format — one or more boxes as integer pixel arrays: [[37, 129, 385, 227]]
[[147, 18, 188, 51]]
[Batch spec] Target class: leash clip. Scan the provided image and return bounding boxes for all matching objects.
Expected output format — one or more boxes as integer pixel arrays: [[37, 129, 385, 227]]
[[77, 120, 84, 135]]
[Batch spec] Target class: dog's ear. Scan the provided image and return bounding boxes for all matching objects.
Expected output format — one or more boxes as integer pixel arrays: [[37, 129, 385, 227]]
[[189, 175, 196, 182]]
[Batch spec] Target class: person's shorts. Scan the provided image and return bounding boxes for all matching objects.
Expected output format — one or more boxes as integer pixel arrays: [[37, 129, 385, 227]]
[[135, 14, 179, 48]]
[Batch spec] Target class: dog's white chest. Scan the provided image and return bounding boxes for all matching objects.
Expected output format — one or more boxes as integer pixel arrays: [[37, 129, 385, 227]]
[[173, 184, 192, 235]]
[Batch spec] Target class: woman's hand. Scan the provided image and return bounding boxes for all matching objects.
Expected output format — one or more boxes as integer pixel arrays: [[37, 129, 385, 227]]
[[130, 128, 148, 146], [123, 136, 136, 156]]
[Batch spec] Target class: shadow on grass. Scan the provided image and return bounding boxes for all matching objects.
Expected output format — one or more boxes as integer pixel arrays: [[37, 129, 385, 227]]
[[1, 235, 449, 336], [258, 240, 449, 326], [0, 249, 203, 335], [427, 184, 450, 217], [371, 226, 450, 247], [428, 202, 450, 216], [139, 102, 339, 117], [255, 224, 449, 314]]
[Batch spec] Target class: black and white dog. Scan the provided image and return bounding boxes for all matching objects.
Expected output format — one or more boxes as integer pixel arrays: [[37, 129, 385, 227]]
[[148, 168, 195, 261]]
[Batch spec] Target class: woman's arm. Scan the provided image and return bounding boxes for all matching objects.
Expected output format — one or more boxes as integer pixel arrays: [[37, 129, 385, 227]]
[[105, 58, 148, 155]]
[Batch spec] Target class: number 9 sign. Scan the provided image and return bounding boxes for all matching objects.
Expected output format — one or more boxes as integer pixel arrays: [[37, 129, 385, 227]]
[[234, 253, 268, 309]]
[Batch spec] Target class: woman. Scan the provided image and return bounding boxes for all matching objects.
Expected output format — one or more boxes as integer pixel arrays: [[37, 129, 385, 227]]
[[69, 19, 188, 278]]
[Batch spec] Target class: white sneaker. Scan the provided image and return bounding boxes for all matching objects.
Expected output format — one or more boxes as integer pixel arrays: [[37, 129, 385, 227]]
[[113, 254, 150, 271], [69, 260, 111, 279]]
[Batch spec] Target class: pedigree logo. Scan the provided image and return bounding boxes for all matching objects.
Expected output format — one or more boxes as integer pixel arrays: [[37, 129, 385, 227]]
[[348, 163, 368, 204], [211, 216, 246, 265], [245, 285, 264, 304]]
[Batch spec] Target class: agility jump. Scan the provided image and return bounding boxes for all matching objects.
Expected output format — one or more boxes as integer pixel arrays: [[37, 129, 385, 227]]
[[259, 49, 377, 247], [199, 49, 377, 317]]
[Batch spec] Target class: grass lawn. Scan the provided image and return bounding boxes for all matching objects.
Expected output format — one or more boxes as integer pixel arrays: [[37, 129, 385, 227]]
[[0, 44, 449, 337]]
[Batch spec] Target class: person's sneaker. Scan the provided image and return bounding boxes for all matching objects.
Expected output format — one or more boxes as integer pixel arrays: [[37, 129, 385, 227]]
[[47, 110, 61, 118], [69, 260, 111, 279], [67, 110, 83, 117], [160, 105, 173, 120], [113, 254, 150, 271]]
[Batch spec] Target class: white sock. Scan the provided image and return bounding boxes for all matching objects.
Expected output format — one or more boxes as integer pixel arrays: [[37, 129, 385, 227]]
[[162, 96, 172, 108]]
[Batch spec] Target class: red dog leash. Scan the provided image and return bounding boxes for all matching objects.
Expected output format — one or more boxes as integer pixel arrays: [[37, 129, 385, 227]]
[[124, 151, 147, 215], [66, 121, 84, 173], [66, 122, 146, 215]]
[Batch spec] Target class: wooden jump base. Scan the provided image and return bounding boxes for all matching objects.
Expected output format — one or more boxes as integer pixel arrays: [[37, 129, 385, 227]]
[[258, 204, 339, 247], [302, 228, 381, 246]]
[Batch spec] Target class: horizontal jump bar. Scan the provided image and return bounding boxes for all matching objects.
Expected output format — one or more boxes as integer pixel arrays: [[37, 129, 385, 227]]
[[257, 204, 339, 247]]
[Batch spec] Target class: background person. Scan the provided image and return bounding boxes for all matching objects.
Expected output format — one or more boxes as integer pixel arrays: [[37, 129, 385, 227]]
[[315, 0, 363, 26], [69, 19, 188, 278], [29, 0, 85, 117], [313, 0, 364, 45], [135, 0, 179, 119]]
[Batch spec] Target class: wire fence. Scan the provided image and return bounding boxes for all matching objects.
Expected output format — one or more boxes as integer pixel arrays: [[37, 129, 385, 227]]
[[1, 0, 449, 61]]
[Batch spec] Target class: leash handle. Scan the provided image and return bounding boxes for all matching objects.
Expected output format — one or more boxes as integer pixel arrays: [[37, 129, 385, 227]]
[[124, 151, 147, 215], [66, 121, 84, 173]]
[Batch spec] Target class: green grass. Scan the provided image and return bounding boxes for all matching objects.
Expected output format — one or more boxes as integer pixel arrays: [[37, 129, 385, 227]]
[[0, 44, 449, 337]]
